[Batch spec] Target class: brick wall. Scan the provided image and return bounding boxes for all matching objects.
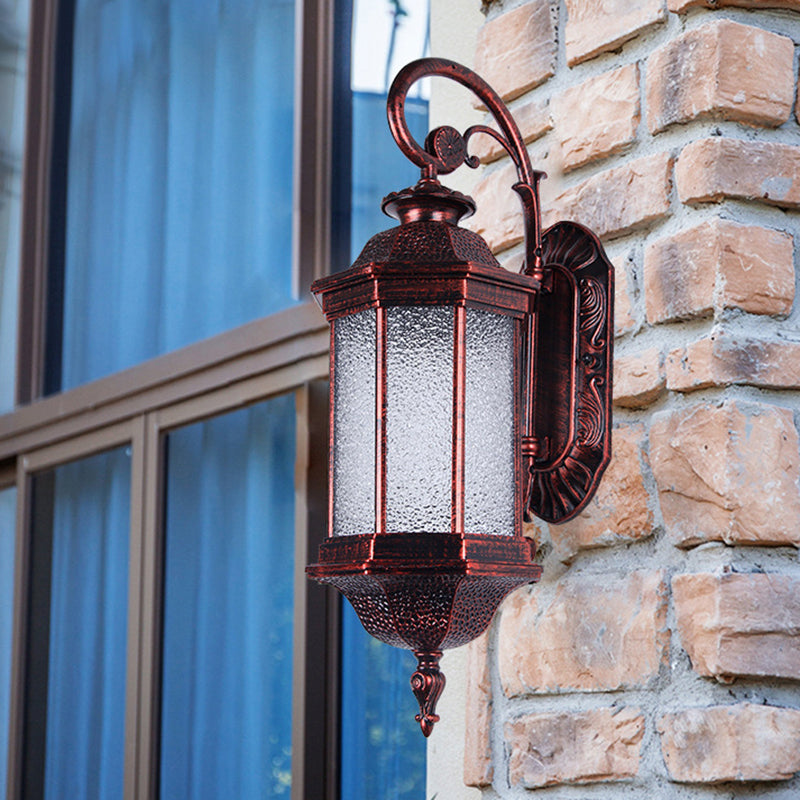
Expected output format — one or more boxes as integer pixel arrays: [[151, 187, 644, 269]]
[[461, 0, 800, 795]]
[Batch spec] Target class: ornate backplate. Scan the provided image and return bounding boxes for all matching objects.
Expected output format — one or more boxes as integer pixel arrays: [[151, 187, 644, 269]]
[[525, 220, 614, 524]]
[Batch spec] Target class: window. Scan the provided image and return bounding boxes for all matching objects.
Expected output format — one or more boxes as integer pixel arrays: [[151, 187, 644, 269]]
[[0, 486, 16, 794], [26, 448, 130, 799], [160, 399, 295, 798], [0, 0, 29, 413], [49, 0, 297, 392], [0, 1, 431, 799]]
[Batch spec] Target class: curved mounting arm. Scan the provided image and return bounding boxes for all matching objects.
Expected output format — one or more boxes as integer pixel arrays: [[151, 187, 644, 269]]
[[387, 58, 614, 526], [387, 58, 546, 280]]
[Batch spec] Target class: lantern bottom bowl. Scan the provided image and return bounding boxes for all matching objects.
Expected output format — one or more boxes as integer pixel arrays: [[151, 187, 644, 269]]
[[307, 532, 542, 735]]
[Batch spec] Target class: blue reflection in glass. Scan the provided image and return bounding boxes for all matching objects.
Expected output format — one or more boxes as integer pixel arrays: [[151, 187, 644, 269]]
[[45, 448, 131, 799], [161, 394, 296, 799], [0, 486, 16, 794], [58, 0, 296, 390]]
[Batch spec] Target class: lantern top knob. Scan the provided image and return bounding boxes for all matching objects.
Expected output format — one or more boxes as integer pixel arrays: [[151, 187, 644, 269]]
[[382, 178, 475, 226]]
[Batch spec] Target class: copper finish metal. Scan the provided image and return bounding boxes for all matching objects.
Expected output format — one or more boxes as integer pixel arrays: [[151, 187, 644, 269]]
[[308, 58, 613, 736], [375, 306, 387, 534], [451, 304, 466, 534]]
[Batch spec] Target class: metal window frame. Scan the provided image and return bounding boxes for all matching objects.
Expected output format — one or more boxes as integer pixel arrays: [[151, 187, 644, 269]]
[[1, 0, 341, 798]]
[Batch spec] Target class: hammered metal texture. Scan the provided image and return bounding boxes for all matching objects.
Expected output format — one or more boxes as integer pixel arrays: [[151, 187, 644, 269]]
[[382, 573, 464, 650], [316, 572, 534, 651], [351, 220, 499, 269], [324, 574, 407, 647]]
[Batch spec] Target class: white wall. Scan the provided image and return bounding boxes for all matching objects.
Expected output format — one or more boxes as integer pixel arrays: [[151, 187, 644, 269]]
[[426, 3, 486, 798]]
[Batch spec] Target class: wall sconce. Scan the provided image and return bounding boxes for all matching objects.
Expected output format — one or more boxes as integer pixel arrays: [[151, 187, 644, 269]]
[[308, 59, 613, 736]]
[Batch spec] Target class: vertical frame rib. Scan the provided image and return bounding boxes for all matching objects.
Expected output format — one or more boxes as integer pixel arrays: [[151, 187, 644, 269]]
[[131, 413, 164, 800], [293, 382, 338, 800], [292, 0, 334, 298], [375, 307, 387, 534], [327, 323, 335, 538], [451, 305, 466, 534], [513, 318, 524, 539], [16, 0, 58, 403]]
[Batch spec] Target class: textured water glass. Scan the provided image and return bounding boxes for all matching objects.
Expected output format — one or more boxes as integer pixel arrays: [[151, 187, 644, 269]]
[[333, 310, 377, 536], [465, 310, 515, 535], [385, 306, 454, 532]]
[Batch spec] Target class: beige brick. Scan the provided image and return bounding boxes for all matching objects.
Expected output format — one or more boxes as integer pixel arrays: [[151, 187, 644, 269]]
[[565, 0, 666, 66], [463, 632, 493, 787], [544, 152, 672, 241], [475, 1, 556, 103], [507, 707, 644, 788], [550, 425, 654, 562], [472, 98, 552, 165], [615, 264, 636, 337], [498, 571, 668, 696], [676, 138, 800, 209], [670, 0, 800, 11], [469, 161, 523, 253], [614, 347, 665, 408], [672, 572, 800, 681], [658, 704, 800, 783], [667, 332, 800, 392], [649, 402, 800, 548], [646, 21, 794, 133], [554, 64, 640, 172], [644, 219, 794, 323]]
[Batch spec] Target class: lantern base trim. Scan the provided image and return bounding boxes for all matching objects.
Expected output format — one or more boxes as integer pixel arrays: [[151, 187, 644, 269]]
[[308, 532, 541, 734], [307, 531, 540, 576], [411, 650, 445, 737]]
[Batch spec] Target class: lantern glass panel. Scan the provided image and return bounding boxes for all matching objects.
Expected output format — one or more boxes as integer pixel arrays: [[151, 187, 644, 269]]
[[332, 309, 377, 536], [386, 305, 454, 533], [465, 309, 515, 535]]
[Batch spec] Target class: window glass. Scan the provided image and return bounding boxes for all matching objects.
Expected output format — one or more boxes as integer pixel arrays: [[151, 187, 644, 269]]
[[333, 0, 429, 269], [0, 0, 30, 412], [53, 0, 296, 392], [28, 448, 131, 800], [340, 603, 427, 800], [0, 485, 16, 794], [339, 1, 429, 796], [160, 393, 296, 799]]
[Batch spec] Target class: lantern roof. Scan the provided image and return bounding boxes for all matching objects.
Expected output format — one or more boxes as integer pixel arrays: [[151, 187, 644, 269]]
[[311, 179, 539, 320]]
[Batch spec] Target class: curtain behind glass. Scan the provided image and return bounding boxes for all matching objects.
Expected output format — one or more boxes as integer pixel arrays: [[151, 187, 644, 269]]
[[0, 486, 16, 794], [340, 603, 426, 800], [0, 0, 30, 412], [59, 0, 295, 391], [161, 394, 295, 799], [42, 448, 130, 800]]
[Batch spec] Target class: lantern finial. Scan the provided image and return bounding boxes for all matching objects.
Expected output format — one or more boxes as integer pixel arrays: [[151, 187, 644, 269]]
[[411, 651, 445, 738]]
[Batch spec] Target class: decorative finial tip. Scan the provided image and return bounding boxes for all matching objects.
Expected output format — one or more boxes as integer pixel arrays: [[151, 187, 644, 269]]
[[410, 651, 446, 738]]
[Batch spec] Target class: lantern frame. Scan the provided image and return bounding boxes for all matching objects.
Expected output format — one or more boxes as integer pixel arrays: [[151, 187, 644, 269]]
[[308, 58, 613, 736]]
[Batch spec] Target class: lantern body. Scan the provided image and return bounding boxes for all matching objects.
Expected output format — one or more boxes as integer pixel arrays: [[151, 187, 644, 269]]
[[306, 56, 614, 738], [308, 186, 542, 669], [315, 186, 536, 548]]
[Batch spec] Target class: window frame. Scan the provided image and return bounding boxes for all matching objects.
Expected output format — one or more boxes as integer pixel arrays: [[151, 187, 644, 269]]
[[0, 0, 342, 798]]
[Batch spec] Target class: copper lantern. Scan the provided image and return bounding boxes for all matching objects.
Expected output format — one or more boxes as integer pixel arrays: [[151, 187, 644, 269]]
[[307, 59, 614, 736]]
